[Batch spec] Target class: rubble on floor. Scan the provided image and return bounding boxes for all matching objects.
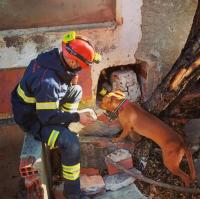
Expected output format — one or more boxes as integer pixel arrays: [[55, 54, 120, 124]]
[[103, 170, 135, 191], [184, 118, 200, 186], [80, 175, 105, 195], [93, 184, 147, 199]]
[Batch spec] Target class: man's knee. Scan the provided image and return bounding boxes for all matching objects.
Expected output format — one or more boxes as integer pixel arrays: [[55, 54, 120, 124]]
[[57, 129, 80, 162], [57, 129, 80, 152]]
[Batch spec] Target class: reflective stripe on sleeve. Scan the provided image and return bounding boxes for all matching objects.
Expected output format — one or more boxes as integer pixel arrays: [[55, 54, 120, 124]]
[[62, 163, 80, 181], [47, 130, 60, 149], [17, 84, 36, 103], [61, 102, 79, 112], [36, 101, 59, 110]]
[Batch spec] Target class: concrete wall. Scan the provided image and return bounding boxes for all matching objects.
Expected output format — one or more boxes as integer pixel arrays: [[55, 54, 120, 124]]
[[135, 0, 197, 97]]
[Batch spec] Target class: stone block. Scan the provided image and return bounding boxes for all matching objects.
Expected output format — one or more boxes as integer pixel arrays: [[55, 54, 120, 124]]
[[111, 70, 141, 102], [103, 170, 136, 191], [80, 175, 105, 195], [93, 184, 147, 199], [69, 110, 122, 138]]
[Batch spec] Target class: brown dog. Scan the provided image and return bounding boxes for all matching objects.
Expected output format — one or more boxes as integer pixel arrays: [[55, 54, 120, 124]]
[[100, 91, 196, 187]]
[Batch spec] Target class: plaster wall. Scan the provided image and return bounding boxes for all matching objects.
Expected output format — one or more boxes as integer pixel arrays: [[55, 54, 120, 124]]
[[135, 0, 197, 97]]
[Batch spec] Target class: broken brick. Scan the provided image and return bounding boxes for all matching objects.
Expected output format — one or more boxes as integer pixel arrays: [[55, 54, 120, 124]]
[[80, 175, 105, 195], [105, 149, 133, 175], [19, 156, 39, 177], [80, 167, 100, 176]]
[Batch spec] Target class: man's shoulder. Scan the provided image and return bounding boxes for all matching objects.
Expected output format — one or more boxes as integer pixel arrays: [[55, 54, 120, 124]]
[[38, 48, 59, 59]]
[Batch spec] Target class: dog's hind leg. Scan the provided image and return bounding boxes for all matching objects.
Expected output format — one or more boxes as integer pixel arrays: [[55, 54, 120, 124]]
[[163, 151, 191, 187], [185, 149, 196, 181]]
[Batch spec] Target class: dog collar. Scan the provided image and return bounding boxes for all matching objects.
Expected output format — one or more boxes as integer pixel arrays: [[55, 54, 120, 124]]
[[104, 98, 128, 121], [114, 98, 128, 113], [118, 99, 129, 111]]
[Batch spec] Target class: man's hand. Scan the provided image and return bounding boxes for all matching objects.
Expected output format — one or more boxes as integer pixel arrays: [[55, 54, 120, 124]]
[[79, 112, 96, 126]]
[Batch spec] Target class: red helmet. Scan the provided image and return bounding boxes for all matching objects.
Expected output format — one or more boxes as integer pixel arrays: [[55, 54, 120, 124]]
[[62, 32, 101, 69]]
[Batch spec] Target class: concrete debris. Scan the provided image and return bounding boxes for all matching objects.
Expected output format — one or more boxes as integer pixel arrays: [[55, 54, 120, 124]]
[[107, 149, 132, 162], [106, 149, 134, 175], [93, 184, 147, 199], [111, 70, 141, 102], [103, 170, 136, 191]]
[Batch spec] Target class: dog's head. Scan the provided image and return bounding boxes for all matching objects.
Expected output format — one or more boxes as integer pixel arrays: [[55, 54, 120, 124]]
[[100, 90, 126, 112]]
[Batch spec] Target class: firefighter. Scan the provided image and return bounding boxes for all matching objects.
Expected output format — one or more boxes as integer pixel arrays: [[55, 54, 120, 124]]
[[11, 31, 101, 199]]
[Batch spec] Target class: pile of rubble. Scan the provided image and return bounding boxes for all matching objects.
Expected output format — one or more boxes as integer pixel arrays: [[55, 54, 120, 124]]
[[18, 110, 200, 199], [53, 149, 147, 199]]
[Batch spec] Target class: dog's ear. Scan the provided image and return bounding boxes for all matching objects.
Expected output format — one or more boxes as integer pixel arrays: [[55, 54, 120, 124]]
[[114, 90, 126, 98]]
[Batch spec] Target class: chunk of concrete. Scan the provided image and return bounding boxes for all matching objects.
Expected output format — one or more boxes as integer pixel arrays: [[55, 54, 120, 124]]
[[107, 149, 132, 162], [93, 184, 147, 199], [111, 70, 141, 102], [105, 149, 134, 175], [104, 170, 136, 191], [20, 132, 42, 159]]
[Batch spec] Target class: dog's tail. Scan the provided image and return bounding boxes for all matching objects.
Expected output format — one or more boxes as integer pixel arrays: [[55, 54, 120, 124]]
[[185, 148, 196, 181]]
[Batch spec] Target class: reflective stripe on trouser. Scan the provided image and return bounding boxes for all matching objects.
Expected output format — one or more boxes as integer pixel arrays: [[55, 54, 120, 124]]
[[47, 130, 60, 149], [39, 125, 81, 197], [62, 163, 80, 181]]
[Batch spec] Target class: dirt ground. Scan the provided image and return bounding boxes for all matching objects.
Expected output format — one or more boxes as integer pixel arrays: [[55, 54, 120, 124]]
[[134, 138, 200, 199], [0, 124, 24, 199]]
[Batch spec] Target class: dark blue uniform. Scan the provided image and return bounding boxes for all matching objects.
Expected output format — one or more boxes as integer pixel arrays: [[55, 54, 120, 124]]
[[11, 48, 83, 198]]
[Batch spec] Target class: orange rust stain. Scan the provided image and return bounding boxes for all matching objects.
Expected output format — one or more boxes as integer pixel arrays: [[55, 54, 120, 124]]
[[0, 68, 25, 114], [78, 68, 93, 102]]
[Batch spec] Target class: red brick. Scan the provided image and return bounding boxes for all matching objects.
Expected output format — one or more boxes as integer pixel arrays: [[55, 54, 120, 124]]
[[19, 157, 38, 177], [106, 157, 133, 175], [25, 176, 44, 199], [80, 167, 100, 176]]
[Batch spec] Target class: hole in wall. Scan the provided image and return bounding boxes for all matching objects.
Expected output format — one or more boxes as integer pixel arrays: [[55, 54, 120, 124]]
[[96, 62, 147, 106]]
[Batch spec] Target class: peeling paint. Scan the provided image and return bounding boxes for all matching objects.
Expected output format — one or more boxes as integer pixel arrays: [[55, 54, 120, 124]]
[[31, 34, 47, 52], [3, 35, 24, 51]]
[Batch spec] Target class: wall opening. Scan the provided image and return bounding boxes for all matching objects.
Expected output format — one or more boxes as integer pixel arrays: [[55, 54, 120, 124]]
[[96, 63, 147, 105]]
